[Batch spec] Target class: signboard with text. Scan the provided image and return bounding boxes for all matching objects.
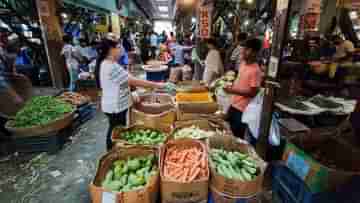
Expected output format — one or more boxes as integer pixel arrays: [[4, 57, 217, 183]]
[[198, 5, 211, 39]]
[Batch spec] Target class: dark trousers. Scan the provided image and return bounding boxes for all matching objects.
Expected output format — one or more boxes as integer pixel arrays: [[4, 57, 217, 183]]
[[227, 106, 247, 139], [150, 46, 157, 59], [105, 110, 128, 150]]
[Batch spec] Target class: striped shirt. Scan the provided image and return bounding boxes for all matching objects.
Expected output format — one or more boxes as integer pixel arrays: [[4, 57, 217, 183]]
[[100, 60, 130, 113]]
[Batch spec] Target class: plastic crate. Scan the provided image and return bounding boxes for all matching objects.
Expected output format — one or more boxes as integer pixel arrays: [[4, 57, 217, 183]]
[[271, 163, 360, 203], [146, 70, 167, 82]]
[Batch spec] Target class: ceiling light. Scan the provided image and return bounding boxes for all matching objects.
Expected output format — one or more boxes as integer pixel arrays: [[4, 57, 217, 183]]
[[158, 6, 168, 12], [191, 17, 196, 23], [160, 14, 169, 18], [246, 0, 254, 4]]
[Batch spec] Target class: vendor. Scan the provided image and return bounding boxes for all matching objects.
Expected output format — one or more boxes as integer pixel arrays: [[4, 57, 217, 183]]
[[224, 38, 263, 143], [333, 36, 355, 63], [95, 33, 166, 150], [203, 38, 224, 86]]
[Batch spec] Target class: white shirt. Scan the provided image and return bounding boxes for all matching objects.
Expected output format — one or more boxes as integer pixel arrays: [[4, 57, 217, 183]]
[[100, 60, 130, 113], [61, 44, 79, 70], [203, 49, 224, 86]]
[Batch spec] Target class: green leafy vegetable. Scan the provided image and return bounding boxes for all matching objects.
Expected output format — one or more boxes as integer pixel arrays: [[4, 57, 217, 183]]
[[11, 96, 74, 128]]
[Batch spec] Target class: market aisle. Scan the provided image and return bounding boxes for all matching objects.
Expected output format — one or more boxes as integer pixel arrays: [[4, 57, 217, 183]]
[[0, 113, 108, 203]]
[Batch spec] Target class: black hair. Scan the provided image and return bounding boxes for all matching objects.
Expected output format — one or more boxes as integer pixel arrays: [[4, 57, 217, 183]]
[[205, 38, 218, 48], [62, 35, 73, 44], [94, 38, 119, 88], [244, 38, 262, 53], [238, 32, 248, 41]]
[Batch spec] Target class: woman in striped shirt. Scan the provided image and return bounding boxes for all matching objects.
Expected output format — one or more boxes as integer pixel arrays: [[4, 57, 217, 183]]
[[95, 34, 165, 150]]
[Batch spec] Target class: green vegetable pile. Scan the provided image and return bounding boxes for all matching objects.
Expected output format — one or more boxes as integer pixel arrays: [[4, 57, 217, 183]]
[[211, 71, 237, 96], [174, 126, 216, 140], [210, 149, 259, 181], [102, 155, 157, 192], [11, 96, 74, 128], [121, 129, 166, 145]]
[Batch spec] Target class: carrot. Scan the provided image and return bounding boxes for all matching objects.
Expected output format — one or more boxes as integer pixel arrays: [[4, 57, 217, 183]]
[[188, 167, 201, 182]]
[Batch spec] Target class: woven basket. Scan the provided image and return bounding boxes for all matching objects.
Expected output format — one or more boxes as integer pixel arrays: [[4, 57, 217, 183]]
[[5, 111, 75, 137]]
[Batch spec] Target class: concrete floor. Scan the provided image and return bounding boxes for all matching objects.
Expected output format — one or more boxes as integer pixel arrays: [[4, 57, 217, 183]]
[[0, 113, 108, 203]]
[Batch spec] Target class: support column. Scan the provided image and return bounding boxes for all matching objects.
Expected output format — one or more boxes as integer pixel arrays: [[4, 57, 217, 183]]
[[256, 0, 293, 159], [36, 0, 66, 88]]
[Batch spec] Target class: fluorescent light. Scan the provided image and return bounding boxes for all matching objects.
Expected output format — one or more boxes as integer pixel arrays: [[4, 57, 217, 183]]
[[160, 14, 169, 18], [191, 17, 196, 23], [158, 6, 168, 12], [246, 0, 254, 4]]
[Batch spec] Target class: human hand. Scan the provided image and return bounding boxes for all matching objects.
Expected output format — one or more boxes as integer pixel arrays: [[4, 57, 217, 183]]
[[131, 92, 140, 103], [223, 84, 233, 93]]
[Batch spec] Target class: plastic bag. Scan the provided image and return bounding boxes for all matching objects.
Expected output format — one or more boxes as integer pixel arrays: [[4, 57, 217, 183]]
[[242, 90, 264, 139], [269, 113, 280, 146], [242, 89, 280, 146]]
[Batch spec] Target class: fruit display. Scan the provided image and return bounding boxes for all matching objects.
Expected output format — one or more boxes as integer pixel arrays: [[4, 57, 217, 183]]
[[210, 149, 260, 181], [101, 155, 157, 192], [120, 129, 167, 145], [173, 125, 216, 140], [163, 145, 208, 183], [10, 96, 74, 128]]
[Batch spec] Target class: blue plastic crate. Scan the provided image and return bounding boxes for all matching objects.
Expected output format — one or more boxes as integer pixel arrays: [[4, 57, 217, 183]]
[[271, 163, 360, 203], [146, 70, 167, 82]]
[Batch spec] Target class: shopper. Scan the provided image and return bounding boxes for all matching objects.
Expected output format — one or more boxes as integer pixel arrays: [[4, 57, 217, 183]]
[[94, 33, 165, 150], [150, 31, 158, 59], [171, 39, 193, 66], [61, 35, 82, 91], [203, 38, 224, 86], [231, 32, 248, 70], [224, 38, 263, 141], [140, 32, 151, 63]]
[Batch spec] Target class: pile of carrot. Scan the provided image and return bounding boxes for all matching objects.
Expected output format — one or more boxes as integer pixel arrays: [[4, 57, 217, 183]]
[[163, 145, 208, 183]]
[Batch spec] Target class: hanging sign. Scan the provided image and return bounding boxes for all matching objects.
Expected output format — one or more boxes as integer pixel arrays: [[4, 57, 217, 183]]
[[198, 5, 211, 39], [37, 0, 50, 17]]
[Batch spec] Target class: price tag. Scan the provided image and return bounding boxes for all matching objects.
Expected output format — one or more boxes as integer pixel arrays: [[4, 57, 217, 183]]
[[102, 191, 116, 203]]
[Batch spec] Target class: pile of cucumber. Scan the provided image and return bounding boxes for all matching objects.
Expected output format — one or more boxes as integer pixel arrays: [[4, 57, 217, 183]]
[[210, 149, 259, 181], [121, 129, 166, 145]]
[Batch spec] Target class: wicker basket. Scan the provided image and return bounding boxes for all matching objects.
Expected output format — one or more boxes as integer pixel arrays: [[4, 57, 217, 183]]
[[5, 111, 75, 137]]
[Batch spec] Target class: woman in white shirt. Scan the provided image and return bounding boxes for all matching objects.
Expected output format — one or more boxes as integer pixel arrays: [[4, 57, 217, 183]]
[[203, 38, 224, 86], [95, 34, 165, 150]]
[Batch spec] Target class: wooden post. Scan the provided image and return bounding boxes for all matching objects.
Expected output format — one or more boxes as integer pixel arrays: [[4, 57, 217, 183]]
[[36, 0, 66, 88], [256, 0, 293, 158]]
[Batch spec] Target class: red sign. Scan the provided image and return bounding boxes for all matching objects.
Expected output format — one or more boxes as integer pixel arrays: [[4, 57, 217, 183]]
[[199, 5, 211, 39]]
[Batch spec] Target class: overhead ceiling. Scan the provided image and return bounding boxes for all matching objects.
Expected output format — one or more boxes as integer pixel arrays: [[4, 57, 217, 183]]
[[151, 0, 176, 20]]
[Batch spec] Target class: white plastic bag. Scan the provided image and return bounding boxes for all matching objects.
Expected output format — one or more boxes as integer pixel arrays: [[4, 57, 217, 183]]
[[269, 114, 281, 146], [242, 89, 280, 146], [242, 90, 264, 140]]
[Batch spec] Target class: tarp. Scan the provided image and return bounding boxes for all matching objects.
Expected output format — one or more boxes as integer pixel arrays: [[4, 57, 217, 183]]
[[63, 0, 119, 14]]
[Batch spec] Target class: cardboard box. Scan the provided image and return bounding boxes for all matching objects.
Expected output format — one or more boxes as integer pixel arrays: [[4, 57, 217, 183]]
[[176, 81, 208, 93], [173, 119, 233, 137], [209, 186, 260, 203], [208, 136, 267, 198], [282, 137, 360, 193], [111, 125, 170, 148], [131, 94, 176, 133], [160, 139, 209, 203], [89, 146, 159, 203]]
